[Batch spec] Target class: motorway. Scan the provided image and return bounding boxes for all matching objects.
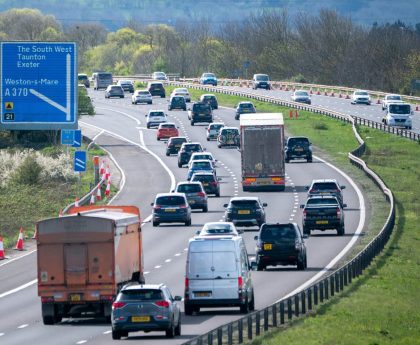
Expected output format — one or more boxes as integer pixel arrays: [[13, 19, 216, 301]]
[[0, 88, 366, 345]]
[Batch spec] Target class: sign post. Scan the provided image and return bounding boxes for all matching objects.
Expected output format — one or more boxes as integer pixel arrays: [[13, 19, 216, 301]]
[[1, 42, 77, 130]]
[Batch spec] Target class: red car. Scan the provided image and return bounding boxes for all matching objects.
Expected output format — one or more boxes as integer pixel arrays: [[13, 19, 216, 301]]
[[157, 122, 179, 141]]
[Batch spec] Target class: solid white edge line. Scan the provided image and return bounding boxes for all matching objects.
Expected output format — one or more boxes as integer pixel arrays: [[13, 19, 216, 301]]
[[0, 279, 37, 299], [278, 154, 366, 301], [0, 249, 37, 267], [96, 106, 141, 126]]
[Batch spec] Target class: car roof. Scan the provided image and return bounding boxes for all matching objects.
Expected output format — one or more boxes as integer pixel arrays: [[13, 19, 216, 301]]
[[288, 136, 309, 140], [311, 179, 338, 184], [307, 195, 339, 200], [177, 181, 202, 186], [191, 151, 213, 156], [238, 101, 254, 104], [221, 126, 239, 130], [230, 196, 260, 201], [169, 136, 187, 140], [148, 109, 165, 113], [156, 192, 186, 198], [182, 142, 201, 146], [201, 94, 216, 97], [137, 89, 150, 92], [209, 122, 224, 126], [294, 89, 309, 93], [191, 159, 212, 163], [122, 283, 165, 291]]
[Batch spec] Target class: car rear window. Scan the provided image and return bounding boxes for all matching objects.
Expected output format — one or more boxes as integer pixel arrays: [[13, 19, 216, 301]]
[[119, 289, 163, 301], [288, 138, 309, 146], [177, 184, 202, 193], [161, 124, 175, 129], [306, 198, 338, 205], [261, 225, 296, 241], [156, 196, 185, 205], [210, 124, 223, 130], [184, 144, 201, 152], [170, 138, 187, 144], [231, 200, 259, 207], [192, 174, 215, 182], [202, 225, 232, 234], [149, 112, 164, 116], [192, 161, 211, 169], [221, 129, 239, 135], [139, 91, 150, 95], [240, 103, 253, 108], [110, 86, 121, 90], [312, 183, 339, 191]]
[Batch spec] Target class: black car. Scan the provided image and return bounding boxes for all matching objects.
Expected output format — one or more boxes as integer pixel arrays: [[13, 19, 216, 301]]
[[188, 102, 213, 125], [254, 223, 307, 271], [166, 136, 188, 156], [190, 172, 220, 197], [252, 74, 271, 90], [285, 137, 312, 163], [117, 80, 134, 93], [235, 101, 256, 120], [151, 193, 192, 226], [168, 95, 187, 111], [111, 283, 182, 339], [306, 179, 346, 207], [78, 74, 90, 88], [223, 197, 267, 227], [177, 142, 204, 167], [200, 94, 218, 109], [105, 85, 124, 98], [147, 82, 166, 98]]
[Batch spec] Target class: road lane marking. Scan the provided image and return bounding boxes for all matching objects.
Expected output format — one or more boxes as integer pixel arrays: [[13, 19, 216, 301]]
[[0, 333, 4, 336], [17, 324, 28, 329], [165, 259, 172, 263], [0, 279, 37, 299], [154, 265, 161, 269], [96, 106, 141, 125], [103, 330, 112, 335], [0, 249, 37, 267], [76, 340, 87, 344]]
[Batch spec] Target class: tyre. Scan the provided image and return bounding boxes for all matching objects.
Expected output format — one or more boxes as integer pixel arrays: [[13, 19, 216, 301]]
[[165, 322, 175, 338], [161, 95, 165, 98], [217, 144, 221, 148], [157, 137, 160, 141], [184, 304, 193, 316], [185, 218, 191, 226], [178, 162, 182, 168], [337, 226, 345, 236], [153, 221, 159, 227], [166, 152, 170, 156], [206, 137, 210, 141], [307, 156, 313, 163], [183, 107, 187, 111], [240, 297, 249, 314], [168, 107, 172, 111], [42, 315, 54, 325], [303, 227, 310, 236], [112, 330, 121, 340], [191, 121, 194, 126], [249, 291, 255, 311], [120, 96, 124, 98], [175, 319, 181, 336], [215, 192, 220, 197], [203, 205, 208, 212], [297, 257, 305, 271], [256, 260, 265, 271], [285, 158, 290, 163], [235, 116, 239, 120], [149, 101, 152, 104]]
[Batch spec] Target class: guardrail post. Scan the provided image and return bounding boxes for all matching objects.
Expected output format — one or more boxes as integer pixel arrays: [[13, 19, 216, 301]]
[[228, 324, 233, 345], [264, 309, 269, 331], [272, 304, 278, 327], [340, 269, 344, 291], [335, 272, 340, 293], [301, 291, 306, 314], [208, 331, 213, 345], [238, 319, 243, 344], [280, 301, 285, 324], [320, 281, 324, 303], [197, 337, 203, 345], [256, 312, 260, 336], [247, 316, 253, 340], [308, 288, 313, 310], [294, 295, 299, 317], [344, 267, 348, 286], [217, 328, 223, 345], [330, 276, 335, 297], [314, 285, 318, 305], [287, 298, 293, 320]]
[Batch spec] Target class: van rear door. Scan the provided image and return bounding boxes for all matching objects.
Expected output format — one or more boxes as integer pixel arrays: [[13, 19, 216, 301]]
[[188, 241, 214, 299]]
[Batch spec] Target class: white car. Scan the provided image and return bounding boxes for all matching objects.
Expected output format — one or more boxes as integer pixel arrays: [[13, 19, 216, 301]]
[[351, 90, 371, 105], [195, 222, 240, 236], [291, 90, 311, 104], [152, 71, 168, 81], [382, 94, 403, 110], [206, 122, 224, 141], [188, 152, 217, 168], [145, 110, 167, 128], [170, 88, 191, 102], [132, 90, 153, 104]]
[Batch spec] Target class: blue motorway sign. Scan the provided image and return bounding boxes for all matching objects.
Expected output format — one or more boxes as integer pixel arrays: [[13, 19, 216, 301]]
[[74, 151, 86, 172], [0, 42, 77, 130], [72, 129, 82, 148], [61, 129, 74, 145]]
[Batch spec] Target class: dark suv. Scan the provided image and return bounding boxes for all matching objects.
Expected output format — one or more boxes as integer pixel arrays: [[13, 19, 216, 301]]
[[168, 95, 187, 111], [147, 82, 166, 98], [223, 197, 267, 228], [285, 136, 312, 163], [191, 172, 220, 197], [166, 136, 188, 156], [151, 193, 192, 226], [252, 74, 271, 90], [188, 102, 213, 125], [200, 94, 218, 109], [177, 142, 204, 167], [235, 101, 256, 120], [305, 179, 346, 207], [254, 223, 307, 271], [111, 283, 182, 339]]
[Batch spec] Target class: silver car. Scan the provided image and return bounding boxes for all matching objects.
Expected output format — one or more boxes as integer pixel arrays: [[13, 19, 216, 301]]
[[170, 88, 191, 102], [132, 89, 153, 104], [173, 181, 208, 212], [206, 122, 224, 141], [196, 222, 240, 236], [146, 110, 167, 129], [111, 284, 182, 339]]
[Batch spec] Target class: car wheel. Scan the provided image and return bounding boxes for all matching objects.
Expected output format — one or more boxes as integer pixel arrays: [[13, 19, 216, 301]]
[[285, 158, 290, 163], [235, 116, 239, 120], [184, 304, 193, 316], [303, 227, 310, 236], [175, 318, 181, 336], [256, 260, 265, 271], [215, 192, 220, 197], [191, 121, 194, 126], [166, 152, 170, 156], [307, 157, 313, 163], [217, 144, 221, 148], [149, 101, 152, 104], [165, 322, 175, 338], [161, 95, 165, 98], [249, 291, 255, 311], [157, 137, 160, 141], [153, 221, 159, 227], [185, 218, 191, 226], [240, 297, 249, 314], [304, 255, 308, 269], [42, 315, 55, 325], [337, 226, 345, 236], [112, 330, 121, 340], [203, 205, 208, 212], [183, 107, 187, 111], [297, 257, 305, 271]]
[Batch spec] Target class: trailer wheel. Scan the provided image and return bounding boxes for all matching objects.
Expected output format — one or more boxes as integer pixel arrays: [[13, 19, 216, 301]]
[[43, 315, 55, 325]]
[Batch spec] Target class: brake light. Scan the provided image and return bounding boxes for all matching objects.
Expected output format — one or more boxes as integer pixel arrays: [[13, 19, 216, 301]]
[[179, 204, 188, 209], [197, 192, 206, 197], [41, 296, 54, 303], [185, 278, 189, 289], [238, 277, 243, 290], [154, 205, 162, 210], [112, 302, 126, 309], [155, 300, 170, 308], [309, 189, 315, 193], [336, 208, 341, 218], [210, 182, 217, 186]]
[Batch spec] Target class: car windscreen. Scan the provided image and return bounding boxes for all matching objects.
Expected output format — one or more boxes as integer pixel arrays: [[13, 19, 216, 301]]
[[177, 184, 202, 193], [170, 138, 186, 144], [230, 200, 259, 207], [240, 103, 254, 108], [288, 138, 309, 146], [191, 174, 215, 182], [256, 75, 269, 81], [389, 104, 410, 114], [260, 225, 296, 241], [119, 289, 163, 301], [184, 144, 201, 152], [203, 73, 215, 78], [78, 75, 87, 80], [355, 91, 368, 96], [295, 91, 308, 96], [312, 183, 339, 191], [388, 95, 402, 100], [156, 196, 185, 205], [306, 198, 338, 206], [149, 112, 164, 116]]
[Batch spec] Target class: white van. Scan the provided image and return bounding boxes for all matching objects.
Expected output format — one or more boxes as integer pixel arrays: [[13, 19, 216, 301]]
[[184, 235, 255, 315], [382, 103, 413, 129]]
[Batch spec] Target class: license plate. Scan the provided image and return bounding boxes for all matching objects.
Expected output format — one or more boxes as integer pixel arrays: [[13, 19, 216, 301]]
[[70, 294, 81, 302], [195, 292, 211, 297], [264, 243, 272, 250], [203, 183, 209, 186], [132, 316, 150, 322], [189, 200, 195, 204], [316, 220, 329, 225], [199, 113, 205, 116], [175, 145, 181, 148], [165, 208, 176, 212], [295, 148, 303, 152], [238, 210, 250, 214]]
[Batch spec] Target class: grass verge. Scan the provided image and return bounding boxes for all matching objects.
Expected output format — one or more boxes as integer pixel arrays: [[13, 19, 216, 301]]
[[168, 85, 420, 344]]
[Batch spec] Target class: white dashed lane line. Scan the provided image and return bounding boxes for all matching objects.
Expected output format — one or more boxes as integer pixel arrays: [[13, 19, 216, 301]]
[[17, 324, 28, 329], [76, 340, 87, 344]]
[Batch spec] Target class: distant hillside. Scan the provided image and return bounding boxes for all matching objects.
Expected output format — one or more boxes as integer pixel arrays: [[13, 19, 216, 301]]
[[0, 0, 419, 29]]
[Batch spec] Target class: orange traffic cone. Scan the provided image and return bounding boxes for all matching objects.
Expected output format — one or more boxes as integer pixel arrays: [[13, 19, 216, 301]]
[[15, 227, 24, 251], [339, 93, 342, 98], [75, 197, 80, 207], [346, 93, 350, 99], [90, 193, 95, 205], [289, 110, 293, 119], [105, 166, 110, 180], [96, 187, 102, 201], [295, 110, 299, 118], [0, 236, 5, 260], [377, 98, 381, 104], [105, 181, 111, 196], [330, 91, 335, 97], [416, 105, 419, 111], [99, 160, 105, 175], [324, 91, 328, 96], [317, 90, 321, 95]]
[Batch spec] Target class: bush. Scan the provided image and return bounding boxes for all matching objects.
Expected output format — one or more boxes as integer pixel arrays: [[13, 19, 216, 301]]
[[12, 155, 42, 185]]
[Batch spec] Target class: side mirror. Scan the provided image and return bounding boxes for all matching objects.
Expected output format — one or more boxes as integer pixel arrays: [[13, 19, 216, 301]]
[[195, 230, 201, 235], [145, 114, 148, 117], [262, 203, 268, 207], [250, 262, 257, 271], [223, 203, 228, 208], [341, 186, 346, 190], [300, 204, 305, 209], [302, 234, 309, 239], [171, 189, 175, 193], [174, 296, 182, 301], [254, 235, 258, 241], [343, 203, 347, 208], [304, 186, 309, 191], [150, 202, 154, 206]]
